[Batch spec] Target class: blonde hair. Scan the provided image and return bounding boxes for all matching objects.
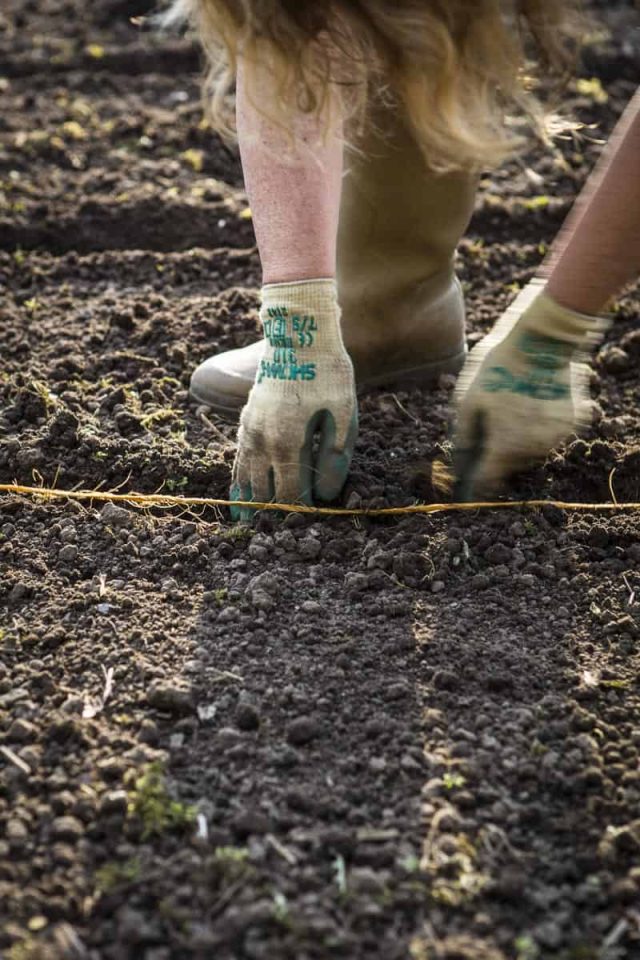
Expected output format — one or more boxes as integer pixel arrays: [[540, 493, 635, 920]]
[[167, 0, 583, 173]]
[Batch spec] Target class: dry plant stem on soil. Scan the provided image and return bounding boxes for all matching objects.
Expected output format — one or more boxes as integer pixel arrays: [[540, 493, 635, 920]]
[[1, 483, 640, 518]]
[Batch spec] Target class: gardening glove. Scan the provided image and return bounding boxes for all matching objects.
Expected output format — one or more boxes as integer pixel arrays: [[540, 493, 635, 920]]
[[452, 279, 610, 499], [230, 279, 357, 520]]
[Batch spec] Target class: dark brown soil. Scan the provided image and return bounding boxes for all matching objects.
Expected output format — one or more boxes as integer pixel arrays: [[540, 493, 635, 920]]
[[2, 3, 640, 959]]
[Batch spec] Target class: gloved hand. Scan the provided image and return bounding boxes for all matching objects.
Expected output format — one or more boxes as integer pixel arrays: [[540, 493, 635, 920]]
[[452, 279, 610, 499], [230, 279, 357, 520]]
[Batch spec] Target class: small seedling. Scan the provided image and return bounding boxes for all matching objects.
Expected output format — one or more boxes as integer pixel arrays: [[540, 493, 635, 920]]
[[399, 854, 422, 874], [181, 148, 204, 172], [561, 948, 599, 960], [213, 588, 228, 606], [214, 845, 249, 866], [574, 77, 608, 104], [515, 935, 540, 960], [95, 857, 141, 893], [210, 846, 251, 884], [113, 713, 135, 726], [164, 476, 189, 492], [30, 380, 60, 414], [220, 524, 253, 542], [523, 195, 550, 211], [272, 891, 292, 928], [442, 772, 466, 790], [140, 408, 182, 430], [126, 763, 196, 840]]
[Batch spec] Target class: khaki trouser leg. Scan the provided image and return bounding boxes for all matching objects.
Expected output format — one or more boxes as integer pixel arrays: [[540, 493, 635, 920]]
[[338, 109, 477, 386]]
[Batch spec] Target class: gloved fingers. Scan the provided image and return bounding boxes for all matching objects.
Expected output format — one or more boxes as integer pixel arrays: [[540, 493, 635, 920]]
[[230, 458, 279, 522], [229, 426, 257, 521], [452, 408, 488, 502], [272, 455, 314, 507], [230, 469, 276, 521], [229, 480, 254, 522], [249, 465, 275, 506], [455, 413, 566, 499], [571, 362, 597, 432], [314, 410, 358, 502], [469, 447, 529, 499]]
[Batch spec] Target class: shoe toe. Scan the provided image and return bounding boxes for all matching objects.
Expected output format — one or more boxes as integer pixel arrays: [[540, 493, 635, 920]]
[[189, 342, 264, 417]]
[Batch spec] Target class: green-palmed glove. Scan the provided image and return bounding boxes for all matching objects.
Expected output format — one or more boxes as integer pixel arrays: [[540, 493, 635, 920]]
[[230, 279, 357, 520], [452, 279, 610, 499]]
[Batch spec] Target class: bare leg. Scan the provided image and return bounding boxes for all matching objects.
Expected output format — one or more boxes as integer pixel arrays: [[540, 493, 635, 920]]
[[544, 88, 640, 314], [235, 57, 344, 284], [230, 60, 357, 513]]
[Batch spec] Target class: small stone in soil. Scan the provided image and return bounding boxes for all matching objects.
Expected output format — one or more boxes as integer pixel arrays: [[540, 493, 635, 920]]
[[231, 808, 271, 838], [298, 537, 322, 560], [101, 501, 131, 528], [432, 669, 459, 691], [7, 819, 28, 844], [59, 544, 79, 563], [600, 345, 630, 374], [147, 680, 195, 715], [287, 715, 322, 746], [51, 815, 85, 843], [99, 790, 128, 816], [7, 718, 37, 743], [235, 703, 260, 731], [300, 599, 322, 614]]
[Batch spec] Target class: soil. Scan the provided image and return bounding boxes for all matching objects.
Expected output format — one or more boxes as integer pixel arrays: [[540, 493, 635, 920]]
[[2, 2, 640, 959]]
